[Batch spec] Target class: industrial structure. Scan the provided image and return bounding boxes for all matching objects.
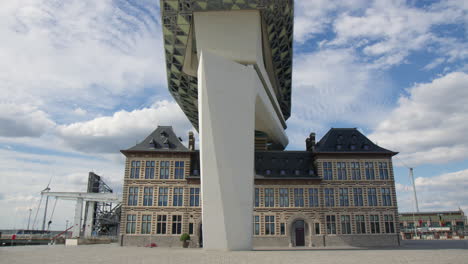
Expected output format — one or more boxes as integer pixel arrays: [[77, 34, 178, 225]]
[[41, 172, 121, 240], [119, 126, 400, 248]]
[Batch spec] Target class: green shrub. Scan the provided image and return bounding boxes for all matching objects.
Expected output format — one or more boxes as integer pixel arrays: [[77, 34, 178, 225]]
[[180, 233, 190, 242]]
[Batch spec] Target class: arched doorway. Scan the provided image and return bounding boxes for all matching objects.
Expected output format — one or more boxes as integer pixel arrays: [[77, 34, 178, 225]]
[[293, 220, 305, 246]]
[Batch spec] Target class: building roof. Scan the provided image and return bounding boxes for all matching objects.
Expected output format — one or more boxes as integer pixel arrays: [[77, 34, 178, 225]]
[[160, 0, 294, 130], [255, 151, 318, 178], [314, 128, 397, 155], [187, 150, 320, 179], [122, 126, 188, 153]]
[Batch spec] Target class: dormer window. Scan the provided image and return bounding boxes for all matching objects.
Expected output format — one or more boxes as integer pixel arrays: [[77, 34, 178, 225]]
[[363, 144, 370, 150], [337, 134, 344, 144], [295, 170, 300, 176], [350, 144, 357, 150], [280, 170, 286, 175], [266, 170, 271, 175], [193, 169, 199, 176], [336, 144, 342, 150], [309, 169, 315, 176], [163, 138, 170, 148]]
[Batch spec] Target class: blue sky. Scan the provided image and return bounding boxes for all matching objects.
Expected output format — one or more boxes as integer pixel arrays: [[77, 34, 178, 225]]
[[0, 0, 467, 229]]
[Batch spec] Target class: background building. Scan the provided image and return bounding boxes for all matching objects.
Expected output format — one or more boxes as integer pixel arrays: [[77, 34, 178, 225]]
[[399, 210, 466, 240], [120, 126, 399, 248]]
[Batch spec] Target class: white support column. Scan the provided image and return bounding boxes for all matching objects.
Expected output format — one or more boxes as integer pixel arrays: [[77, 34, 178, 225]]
[[72, 198, 83, 238], [194, 10, 289, 251], [84, 201, 95, 238], [198, 50, 256, 250]]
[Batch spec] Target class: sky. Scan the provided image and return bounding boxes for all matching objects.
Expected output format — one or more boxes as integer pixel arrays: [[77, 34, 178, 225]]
[[0, 0, 467, 230]]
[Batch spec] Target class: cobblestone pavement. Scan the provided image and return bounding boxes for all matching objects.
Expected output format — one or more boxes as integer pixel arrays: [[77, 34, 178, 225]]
[[1, 240, 467, 264]]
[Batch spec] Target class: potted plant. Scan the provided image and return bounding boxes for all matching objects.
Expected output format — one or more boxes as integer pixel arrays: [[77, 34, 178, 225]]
[[180, 233, 190, 248]]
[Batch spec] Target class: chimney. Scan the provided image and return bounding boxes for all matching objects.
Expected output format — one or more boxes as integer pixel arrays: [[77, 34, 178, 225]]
[[188, 131, 195, 150], [306, 132, 316, 151]]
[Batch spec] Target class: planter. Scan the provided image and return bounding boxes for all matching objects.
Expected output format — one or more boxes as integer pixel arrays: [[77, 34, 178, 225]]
[[182, 240, 190, 248]]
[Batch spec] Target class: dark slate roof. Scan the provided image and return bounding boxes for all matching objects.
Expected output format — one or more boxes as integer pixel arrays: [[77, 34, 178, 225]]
[[255, 151, 318, 178], [314, 128, 397, 155], [186, 150, 319, 179], [123, 126, 188, 152]]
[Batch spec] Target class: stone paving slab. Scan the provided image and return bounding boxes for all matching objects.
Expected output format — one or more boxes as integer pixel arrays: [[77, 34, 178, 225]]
[[1, 241, 467, 264]]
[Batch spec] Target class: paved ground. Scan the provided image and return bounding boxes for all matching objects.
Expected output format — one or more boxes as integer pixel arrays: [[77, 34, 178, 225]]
[[1, 240, 467, 264]]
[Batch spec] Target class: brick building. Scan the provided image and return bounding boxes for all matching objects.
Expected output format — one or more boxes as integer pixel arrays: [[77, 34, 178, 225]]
[[120, 126, 400, 248]]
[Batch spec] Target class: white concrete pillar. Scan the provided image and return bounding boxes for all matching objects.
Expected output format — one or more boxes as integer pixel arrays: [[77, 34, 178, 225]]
[[84, 201, 95, 238], [72, 198, 83, 238], [198, 50, 256, 250]]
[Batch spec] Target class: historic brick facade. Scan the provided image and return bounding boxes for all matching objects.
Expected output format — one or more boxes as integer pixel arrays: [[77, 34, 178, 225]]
[[119, 126, 400, 248]]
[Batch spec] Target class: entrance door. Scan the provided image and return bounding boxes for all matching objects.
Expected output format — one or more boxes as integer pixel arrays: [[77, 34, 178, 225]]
[[294, 220, 305, 246]]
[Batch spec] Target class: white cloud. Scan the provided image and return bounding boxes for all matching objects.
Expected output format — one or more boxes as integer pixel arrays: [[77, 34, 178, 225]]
[[293, 0, 367, 44], [57, 100, 193, 153], [0, 103, 55, 137], [0, 0, 166, 122], [325, 0, 468, 68], [287, 48, 394, 148], [397, 168, 468, 213], [370, 71, 468, 166]]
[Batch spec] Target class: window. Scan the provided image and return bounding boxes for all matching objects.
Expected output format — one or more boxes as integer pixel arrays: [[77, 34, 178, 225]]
[[141, 215, 152, 234], [325, 188, 335, 207], [341, 215, 351, 234], [370, 215, 380, 233], [143, 187, 153, 206], [379, 162, 389, 180], [353, 188, 363, 206], [356, 215, 366, 234], [126, 214, 136, 234], [351, 162, 361, 180], [280, 223, 286, 235], [254, 215, 260, 235], [384, 215, 395, 233], [160, 161, 170, 179], [265, 215, 275, 235], [326, 215, 336, 234], [337, 162, 347, 180], [156, 215, 167, 234], [279, 188, 289, 207], [323, 162, 333, 180], [189, 223, 194, 235], [294, 188, 304, 207], [367, 188, 378, 206], [254, 188, 259, 207], [145, 161, 155, 179], [158, 187, 168, 206], [339, 188, 349, 207], [171, 215, 182, 234], [174, 161, 185, 179], [173, 187, 184, 206], [381, 188, 392, 206], [189, 188, 200, 206], [127, 187, 138, 206], [130, 161, 140, 179], [315, 223, 320, 235], [308, 188, 319, 207], [264, 188, 275, 207], [365, 162, 375, 180]]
